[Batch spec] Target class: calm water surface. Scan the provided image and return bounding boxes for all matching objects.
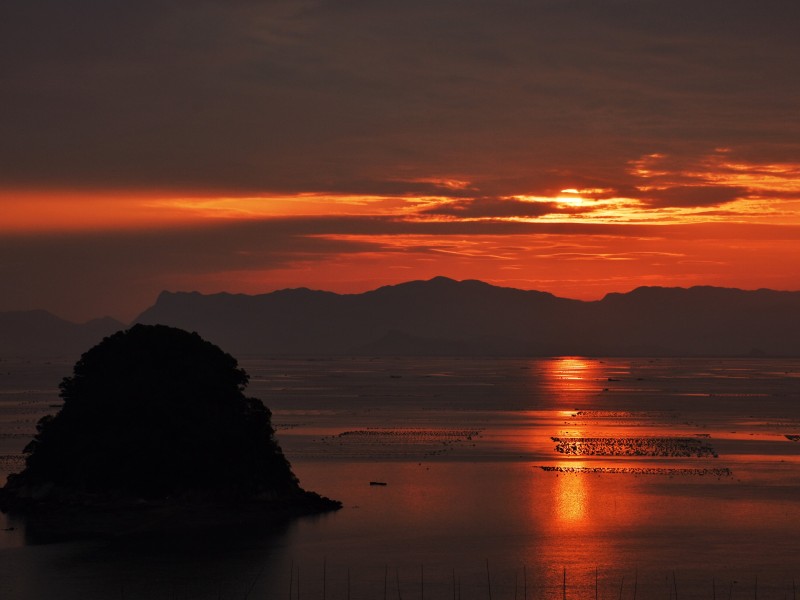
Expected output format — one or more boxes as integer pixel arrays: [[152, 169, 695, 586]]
[[1, 356, 799, 599]]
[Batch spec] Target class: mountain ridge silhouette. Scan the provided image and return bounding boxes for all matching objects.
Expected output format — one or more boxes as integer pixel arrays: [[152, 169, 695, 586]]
[[0, 311, 124, 356], [3, 278, 797, 357], [133, 277, 800, 357]]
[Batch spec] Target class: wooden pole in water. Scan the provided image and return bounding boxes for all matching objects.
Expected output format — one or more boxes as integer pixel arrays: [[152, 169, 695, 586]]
[[347, 568, 351, 600], [713, 577, 716, 600], [563, 567, 567, 600], [755, 574, 758, 600], [634, 568, 638, 600], [323, 559, 327, 600], [396, 567, 402, 600], [793, 578, 796, 600], [673, 570, 678, 600], [618, 575, 624, 600], [385, 565, 388, 600], [595, 567, 598, 600], [244, 565, 264, 600], [452, 569, 456, 600], [420, 564, 424, 600], [524, 565, 528, 600], [297, 565, 300, 600], [514, 570, 518, 600], [594, 567, 598, 600]]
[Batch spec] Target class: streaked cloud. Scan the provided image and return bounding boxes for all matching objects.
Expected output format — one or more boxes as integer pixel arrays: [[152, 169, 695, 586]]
[[4, 215, 800, 321], [2, 1, 799, 197], [2, 1, 800, 319], [420, 197, 566, 219], [638, 186, 748, 208]]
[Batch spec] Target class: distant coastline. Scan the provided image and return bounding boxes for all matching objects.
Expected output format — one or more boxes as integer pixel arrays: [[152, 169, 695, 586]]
[[3, 277, 800, 358]]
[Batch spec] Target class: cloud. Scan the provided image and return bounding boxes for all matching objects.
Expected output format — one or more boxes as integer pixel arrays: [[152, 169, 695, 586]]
[[4, 1, 800, 320], [638, 185, 749, 208], [0, 222, 383, 322], [1, 1, 799, 197], [4, 214, 800, 321], [623, 148, 800, 208], [420, 197, 564, 218]]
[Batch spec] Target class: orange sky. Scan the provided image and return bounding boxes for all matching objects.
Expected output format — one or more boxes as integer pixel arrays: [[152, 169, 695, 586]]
[[4, 149, 800, 322], [2, 2, 800, 321]]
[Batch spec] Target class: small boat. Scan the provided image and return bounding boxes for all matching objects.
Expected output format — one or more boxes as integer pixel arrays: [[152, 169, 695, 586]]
[[369, 481, 387, 486]]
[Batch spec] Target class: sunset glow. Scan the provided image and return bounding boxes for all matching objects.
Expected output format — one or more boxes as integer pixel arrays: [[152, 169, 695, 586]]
[[2, 1, 799, 322], [4, 4, 800, 595], [5, 180, 800, 322]]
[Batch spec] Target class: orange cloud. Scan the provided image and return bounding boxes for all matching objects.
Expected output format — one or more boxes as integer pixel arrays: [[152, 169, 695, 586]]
[[626, 150, 800, 217], [0, 190, 191, 233], [0, 190, 420, 233]]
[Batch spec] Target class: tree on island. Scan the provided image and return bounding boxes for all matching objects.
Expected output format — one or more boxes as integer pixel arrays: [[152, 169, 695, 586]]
[[0, 324, 339, 520]]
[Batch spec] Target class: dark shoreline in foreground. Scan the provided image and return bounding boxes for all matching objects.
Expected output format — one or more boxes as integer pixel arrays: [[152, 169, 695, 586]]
[[0, 488, 341, 541]]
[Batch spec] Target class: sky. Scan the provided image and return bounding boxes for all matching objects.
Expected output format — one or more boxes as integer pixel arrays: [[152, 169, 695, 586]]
[[2, 0, 800, 322]]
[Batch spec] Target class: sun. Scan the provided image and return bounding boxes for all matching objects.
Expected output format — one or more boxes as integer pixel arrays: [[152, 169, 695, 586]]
[[557, 189, 587, 207]]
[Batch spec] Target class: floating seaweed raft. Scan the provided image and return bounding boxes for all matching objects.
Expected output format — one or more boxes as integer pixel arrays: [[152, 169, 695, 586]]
[[320, 428, 483, 459], [539, 465, 733, 477], [570, 410, 675, 418], [338, 428, 479, 440], [551, 436, 719, 458], [563, 409, 692, 428]]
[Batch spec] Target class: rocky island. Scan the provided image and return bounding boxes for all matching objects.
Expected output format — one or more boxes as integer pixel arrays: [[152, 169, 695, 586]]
[[0, 324, 340, 537]]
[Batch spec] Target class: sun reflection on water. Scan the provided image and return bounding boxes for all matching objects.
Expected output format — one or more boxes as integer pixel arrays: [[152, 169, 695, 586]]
[[554, 464, 588, 524], [540, 357, 605, 401], [553, 356, 593, 378]]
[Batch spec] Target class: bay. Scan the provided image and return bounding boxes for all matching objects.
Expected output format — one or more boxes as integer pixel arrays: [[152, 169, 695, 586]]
[[1, 356, 799, 599]]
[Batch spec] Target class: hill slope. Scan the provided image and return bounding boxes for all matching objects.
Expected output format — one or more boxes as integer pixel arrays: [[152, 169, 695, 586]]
[[134, 277, 800, 357], [0, 311, 125, 357]]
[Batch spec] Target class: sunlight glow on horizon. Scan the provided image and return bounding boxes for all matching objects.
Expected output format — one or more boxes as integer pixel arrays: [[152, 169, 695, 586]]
[[4, 149, 800, 320], [5, 149, 800, 233]]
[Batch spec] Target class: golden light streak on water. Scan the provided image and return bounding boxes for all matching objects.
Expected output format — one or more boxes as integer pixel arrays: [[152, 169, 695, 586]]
[[554, 463, 588, 525]]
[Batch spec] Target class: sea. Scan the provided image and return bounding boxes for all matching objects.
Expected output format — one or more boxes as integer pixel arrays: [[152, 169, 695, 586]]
[[1, 356, 799, 599]]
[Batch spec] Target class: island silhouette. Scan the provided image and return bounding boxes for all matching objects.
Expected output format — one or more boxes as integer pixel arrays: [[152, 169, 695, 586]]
[[0, 324, 340, 536]]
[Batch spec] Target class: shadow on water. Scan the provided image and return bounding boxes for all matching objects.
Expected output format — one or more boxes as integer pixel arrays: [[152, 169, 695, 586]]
[[0, 511, 327, 600]]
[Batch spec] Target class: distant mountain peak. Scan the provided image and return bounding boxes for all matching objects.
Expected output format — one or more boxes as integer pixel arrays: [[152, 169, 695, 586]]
[[0, 311, 125, 358], [132, 279, 800, 357], [428, 275, 458, 284]]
